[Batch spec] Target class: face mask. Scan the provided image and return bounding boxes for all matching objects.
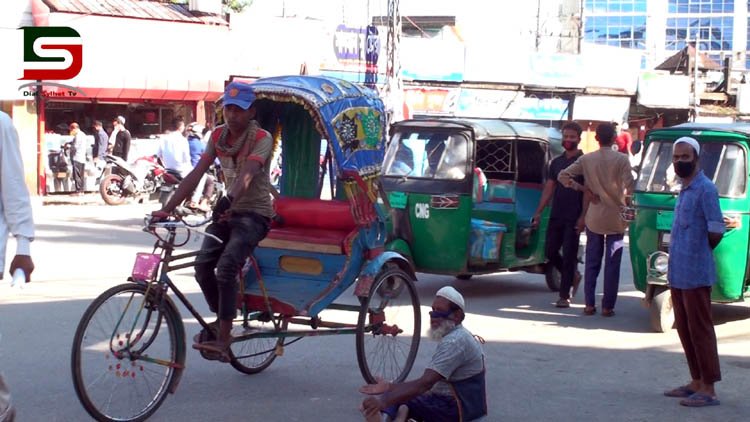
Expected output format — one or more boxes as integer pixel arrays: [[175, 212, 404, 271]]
[[674, 160, 696, 178], [562, 141, 577, 151]]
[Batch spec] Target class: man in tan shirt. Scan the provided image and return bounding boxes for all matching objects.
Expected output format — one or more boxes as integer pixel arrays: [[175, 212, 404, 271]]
[[558, 123, 634, 317]]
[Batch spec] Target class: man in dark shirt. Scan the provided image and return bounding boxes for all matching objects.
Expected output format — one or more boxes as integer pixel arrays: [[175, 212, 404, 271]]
[[110, 116, 131, 161], [532, 121, 585, 308], [92, 120, 108, 164]]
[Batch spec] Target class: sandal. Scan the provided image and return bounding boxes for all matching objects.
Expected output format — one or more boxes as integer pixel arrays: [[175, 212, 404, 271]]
[[601, 308, 616, 317], [583, 306, 596, 316], [192, 341, 232, 363], [664, 385, 696, 398], [680, 393, 720, 407]]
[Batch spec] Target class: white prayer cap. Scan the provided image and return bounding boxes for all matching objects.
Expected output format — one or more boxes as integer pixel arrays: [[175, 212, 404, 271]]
[[674, 136, 700, 155], [436, 286, 465, 311]]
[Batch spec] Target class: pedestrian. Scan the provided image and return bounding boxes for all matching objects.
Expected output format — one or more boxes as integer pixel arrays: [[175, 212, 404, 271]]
[[186, 122, 210, 211], [614, 122, 633, 155], [92, 120, 109, 165], [663, 137, 727, 407], [0, 111, 36, 420], [152, 81, 275, 361], [156, 117, 192, 179], [68, 122, 87, 195], [531, 121, 584, 308], [558, 122, 634, 317], [110, 115, 131, 161], [360, 286, 487, 422]]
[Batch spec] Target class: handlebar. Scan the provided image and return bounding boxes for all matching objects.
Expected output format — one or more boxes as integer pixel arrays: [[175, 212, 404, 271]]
[[143, 215, 223, 244]]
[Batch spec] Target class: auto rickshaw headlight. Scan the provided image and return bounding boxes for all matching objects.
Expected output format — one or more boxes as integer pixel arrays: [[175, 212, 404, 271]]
[[648, 251, 669, 275]]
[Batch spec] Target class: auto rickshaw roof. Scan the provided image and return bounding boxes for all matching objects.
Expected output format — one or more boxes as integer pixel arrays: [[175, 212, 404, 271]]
[[393, 118, 550, 143], [652, 122, 750, 138]]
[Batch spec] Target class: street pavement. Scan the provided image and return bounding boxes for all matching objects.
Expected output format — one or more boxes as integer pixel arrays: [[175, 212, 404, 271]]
[[0, 201, 748, 421]]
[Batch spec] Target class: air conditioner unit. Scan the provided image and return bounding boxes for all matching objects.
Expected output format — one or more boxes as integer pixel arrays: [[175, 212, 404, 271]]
[[189, 0, 222, 15]]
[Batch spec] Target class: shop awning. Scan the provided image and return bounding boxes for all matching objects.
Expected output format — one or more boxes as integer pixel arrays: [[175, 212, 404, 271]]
[[572, 95, 631, 122]]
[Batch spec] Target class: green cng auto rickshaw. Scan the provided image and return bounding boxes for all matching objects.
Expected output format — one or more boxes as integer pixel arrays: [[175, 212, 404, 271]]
[[630, 123, 750, 332], [381, 118, 560, 288]]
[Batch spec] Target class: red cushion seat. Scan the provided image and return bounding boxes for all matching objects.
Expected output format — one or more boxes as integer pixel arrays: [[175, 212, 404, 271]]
[[259, 197, 357, 254]]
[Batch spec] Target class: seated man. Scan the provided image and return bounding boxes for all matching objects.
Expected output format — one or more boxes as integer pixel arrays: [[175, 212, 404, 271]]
[[360, 286, 486, 422]]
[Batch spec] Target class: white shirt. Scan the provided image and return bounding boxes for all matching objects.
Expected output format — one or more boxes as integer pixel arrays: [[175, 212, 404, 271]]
[[0, 112, 34, 279], [157, 131, 192, 177]]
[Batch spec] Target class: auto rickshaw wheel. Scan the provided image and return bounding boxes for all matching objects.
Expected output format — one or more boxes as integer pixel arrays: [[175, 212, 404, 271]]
[[544, 264, 561, 292], [649, 287, 675, 333]]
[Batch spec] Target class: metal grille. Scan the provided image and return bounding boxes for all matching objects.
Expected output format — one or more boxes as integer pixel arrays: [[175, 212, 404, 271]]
[[476, 140, 514, 179]]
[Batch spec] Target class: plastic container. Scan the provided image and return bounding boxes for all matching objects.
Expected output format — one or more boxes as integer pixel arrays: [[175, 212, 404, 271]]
[[469, 219, 507, 263]]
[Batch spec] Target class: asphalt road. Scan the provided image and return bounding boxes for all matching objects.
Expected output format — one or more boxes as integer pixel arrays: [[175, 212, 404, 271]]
[[0, 201, 748, 421]]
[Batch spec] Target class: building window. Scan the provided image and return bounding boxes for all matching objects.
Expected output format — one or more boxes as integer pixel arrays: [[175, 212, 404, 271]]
[[666, 1, 734, 67], [668, 0, 734, 14], [583, 1, 648, 49]]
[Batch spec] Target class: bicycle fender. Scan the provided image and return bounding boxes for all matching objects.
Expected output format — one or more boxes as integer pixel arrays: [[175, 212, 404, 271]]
[[354, 251, 416, 297]]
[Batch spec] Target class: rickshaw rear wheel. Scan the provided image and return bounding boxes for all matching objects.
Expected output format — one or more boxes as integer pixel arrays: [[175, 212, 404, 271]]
[[649, 287, 675, 333], [229, 318, 288, 375], [356, 264, 421, 384], [544, 264, 561, 292]]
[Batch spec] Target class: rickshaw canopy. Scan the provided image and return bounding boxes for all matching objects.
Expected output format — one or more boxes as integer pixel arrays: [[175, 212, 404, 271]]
[[392, 118, 551, 143], [246, 75, 387, 177]]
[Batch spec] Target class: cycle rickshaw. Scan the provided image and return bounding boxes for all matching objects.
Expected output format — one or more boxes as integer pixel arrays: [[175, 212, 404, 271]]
[[71, 76, 421, 422]]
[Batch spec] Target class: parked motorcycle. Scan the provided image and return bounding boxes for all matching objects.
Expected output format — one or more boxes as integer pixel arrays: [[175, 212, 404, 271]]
[[99, 154, 178, 205], [158, 163, 225, 217]]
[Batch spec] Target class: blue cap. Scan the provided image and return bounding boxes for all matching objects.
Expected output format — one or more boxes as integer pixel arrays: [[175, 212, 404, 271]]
[[223, 81, 256, 110]]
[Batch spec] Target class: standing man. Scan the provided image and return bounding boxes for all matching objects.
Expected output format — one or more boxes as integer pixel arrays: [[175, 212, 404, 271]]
[[532, 121, 585, 308], [156, 117, 192, 179], [0, 111, 36, 420], [152, 81, 274, 361], [92, 120, 109, 165], [68, 122, 87, 195], [614, 122, 633, 155], [110, 115, 131, 161], [558, 123, 634, 317], [360, 286, 486, 422], [663, 137, 726, 407]]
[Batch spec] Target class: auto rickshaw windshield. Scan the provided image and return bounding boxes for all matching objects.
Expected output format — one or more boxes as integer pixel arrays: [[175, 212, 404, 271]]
[[383, 131, 469, 180], [636, 139, 747, 197]]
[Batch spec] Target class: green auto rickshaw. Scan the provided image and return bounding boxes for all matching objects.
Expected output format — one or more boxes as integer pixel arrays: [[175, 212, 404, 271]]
[[630, 123, 750, 332], [381, 118, 562, 288]]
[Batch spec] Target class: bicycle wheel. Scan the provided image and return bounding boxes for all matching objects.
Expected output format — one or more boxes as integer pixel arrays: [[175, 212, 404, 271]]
[[229, 318, 287, 375], [71, 283, 185, 422], [356, 265, 421, 384]]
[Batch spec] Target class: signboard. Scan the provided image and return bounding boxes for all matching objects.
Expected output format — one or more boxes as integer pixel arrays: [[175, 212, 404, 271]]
[[455, 89, 521, 118], [400, 37, 464, 82], [573, 95, 630, 122], [404, 87, 459, 115], [506, 96, 569, 120], [637, 71, 690, 109]]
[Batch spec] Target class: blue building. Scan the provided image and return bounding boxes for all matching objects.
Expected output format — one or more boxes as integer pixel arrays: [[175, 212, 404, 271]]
[[583, 0, 747, 69]]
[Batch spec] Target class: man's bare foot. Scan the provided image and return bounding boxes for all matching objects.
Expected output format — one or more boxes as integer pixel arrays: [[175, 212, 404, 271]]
[[394, 405, 409, 422]]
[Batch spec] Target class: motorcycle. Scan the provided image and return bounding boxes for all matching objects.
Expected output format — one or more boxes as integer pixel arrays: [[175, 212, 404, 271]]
[[99, 154, 178, 205], [158, 163, 225, 217]]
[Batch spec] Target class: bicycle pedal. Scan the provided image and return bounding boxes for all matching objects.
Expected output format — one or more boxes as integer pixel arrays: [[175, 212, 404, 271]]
[[274, 344, 284, 356]]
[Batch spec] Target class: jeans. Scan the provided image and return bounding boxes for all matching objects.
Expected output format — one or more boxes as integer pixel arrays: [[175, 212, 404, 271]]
[[194, 212, 270, 321], [584, 228, 624, 309], [545, 218, 580, 300]]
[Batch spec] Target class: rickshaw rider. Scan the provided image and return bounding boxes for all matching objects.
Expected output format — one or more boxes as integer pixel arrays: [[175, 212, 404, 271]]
[[152, 81, 274, 361]]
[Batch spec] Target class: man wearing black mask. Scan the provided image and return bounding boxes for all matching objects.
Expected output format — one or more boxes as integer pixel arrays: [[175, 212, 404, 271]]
[[532, 121, 586, 308], [663, 137, 728, 407]]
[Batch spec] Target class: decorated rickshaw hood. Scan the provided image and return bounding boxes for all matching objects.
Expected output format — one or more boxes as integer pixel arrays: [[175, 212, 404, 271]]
[[246, 75, 386, 177]]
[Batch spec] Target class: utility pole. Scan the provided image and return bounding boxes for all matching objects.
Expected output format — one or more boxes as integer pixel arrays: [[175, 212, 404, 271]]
[[693, 38, 700, 122]]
